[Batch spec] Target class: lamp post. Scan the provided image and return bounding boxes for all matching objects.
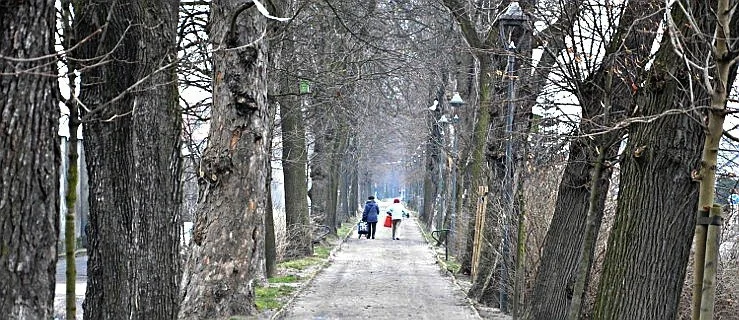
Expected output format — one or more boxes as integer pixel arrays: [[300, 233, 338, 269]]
[[448, 92, 464, 253], [494, 1, 527, 314], [447, 92, 464, 255]]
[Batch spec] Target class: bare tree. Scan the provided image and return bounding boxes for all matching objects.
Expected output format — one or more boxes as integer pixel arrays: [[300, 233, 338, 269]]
[[528, 1, 662, 319], [0, 1, 60, 319], [73, 0, 183, 318], [59, 0, 81, 318], [270, 0, 313, 257], [179, 0, 271, 317], [593, 1, 739, 318]]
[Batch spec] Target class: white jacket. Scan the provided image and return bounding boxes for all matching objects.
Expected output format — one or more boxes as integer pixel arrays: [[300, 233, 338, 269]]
[[386, 202, 407, 220]]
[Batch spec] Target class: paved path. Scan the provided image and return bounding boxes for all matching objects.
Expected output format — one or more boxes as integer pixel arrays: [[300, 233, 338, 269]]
[[278, 218, 482, 320]]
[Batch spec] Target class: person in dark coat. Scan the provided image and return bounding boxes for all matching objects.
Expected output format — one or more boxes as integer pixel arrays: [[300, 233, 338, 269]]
[[362, 196, 380, 239]]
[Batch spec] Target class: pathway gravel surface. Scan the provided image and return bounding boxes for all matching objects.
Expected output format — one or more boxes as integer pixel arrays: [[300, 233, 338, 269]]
[[278, 217, 491, 320]]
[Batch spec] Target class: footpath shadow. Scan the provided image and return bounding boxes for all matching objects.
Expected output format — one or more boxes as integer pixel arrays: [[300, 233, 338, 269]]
[[276, 217, 482, 320]]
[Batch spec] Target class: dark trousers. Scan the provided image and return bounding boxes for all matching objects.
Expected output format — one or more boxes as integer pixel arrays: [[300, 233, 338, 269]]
[[367, 222, 377, 239], [391, 219, 402, 239]]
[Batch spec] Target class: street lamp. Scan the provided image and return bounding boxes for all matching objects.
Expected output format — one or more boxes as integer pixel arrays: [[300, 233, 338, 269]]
[[494, 1, 527, 314]]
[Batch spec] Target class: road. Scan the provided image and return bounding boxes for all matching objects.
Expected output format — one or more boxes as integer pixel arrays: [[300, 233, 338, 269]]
[[277, 217, 489, 320]]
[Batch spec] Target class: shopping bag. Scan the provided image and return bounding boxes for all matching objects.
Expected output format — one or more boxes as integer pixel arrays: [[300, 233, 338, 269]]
[[383, 215, 392, 228], [357, 221, 369, 234]]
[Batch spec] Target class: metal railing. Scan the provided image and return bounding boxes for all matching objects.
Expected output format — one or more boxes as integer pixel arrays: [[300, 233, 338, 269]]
[[431, 229, 450, 261]]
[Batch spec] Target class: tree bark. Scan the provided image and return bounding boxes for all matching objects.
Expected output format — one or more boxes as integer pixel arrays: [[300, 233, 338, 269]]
[[77, 0, 138, 308], [592, 3, 736, 317], [327, 122, 349, 231], [265, 96, 277, 277], [528, 2, 661, 318], [693, 0, 735, 317], [440, 0, 499, 279], [593, 67, 702, 319], [63, 84, 80, 320], [179, 0, 270, 318], [344, 135, 359, 219], [75, 1, 183, 319], [310, 127, 334, 227], [61, 1, 80, 317], [130, 3, 183, 318], [265, 0, 285, 276], [350, 158, 359, 216], [423, 86, 443, 228], [566, 145, 608, 320], [279, 80, 312, 257], [458, 54, 491, 278], [467, 48, 508, 306], [422, 142, 438, 228], [0, 1, 60, 318], [265, 165, 277, 277], [271, 0, 313, 256]]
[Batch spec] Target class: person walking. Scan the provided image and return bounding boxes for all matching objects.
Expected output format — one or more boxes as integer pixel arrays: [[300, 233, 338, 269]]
[[387, 198, 407, 240], [362, 196, 380, 239]]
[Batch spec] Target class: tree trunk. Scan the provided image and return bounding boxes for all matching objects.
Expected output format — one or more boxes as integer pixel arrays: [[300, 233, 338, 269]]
[[566, 145, 608, 320], [340, 141, 358, 223], [528, 2, 661, 318], [422, 153, 438, 228], [79, 14, 138, 313], [423, 88, 443, 228], [459, 49, 494, 276], [0, 1, 59, 318], [592, 4, 730, 317], [75, 1, 183, 319], [340, 166, 352, 222], [64, 80, 80, 320], [454, 52, 476, 272], [327, 122, 349, 232], [465, 48, 507, 306], [349, 143, 359, 218], [265, 82, 278, 279], [130, 3, 183, 318], [265, 148, 277, 278], [279, 82, 312, 257], [265, 0, 285, 275], [61, 1, 80, 317], [272, 2, 312, 256], [693, 0, 735, 317], [179, 1, 269, 318], [529, 137, 606, 319], [593, 73, 702, 319], [310, 127, 334, 227]]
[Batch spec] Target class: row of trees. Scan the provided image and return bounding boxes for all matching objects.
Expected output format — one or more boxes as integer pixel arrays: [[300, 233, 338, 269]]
[[2, 0, 448, 319], [2, 0, 738, 319], [425, 0, 739, 319]]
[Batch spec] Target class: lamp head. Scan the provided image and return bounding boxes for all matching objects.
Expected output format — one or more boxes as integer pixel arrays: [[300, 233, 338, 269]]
[[495, 1, 527, 28], [429, 99, 439, 111], [449, 92, 465, 108]]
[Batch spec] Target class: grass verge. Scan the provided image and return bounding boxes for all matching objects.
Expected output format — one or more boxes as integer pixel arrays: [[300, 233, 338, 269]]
[[255, 285, 295, 310], [277, 256, 323, 270], [268, 274, 300, 283]]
